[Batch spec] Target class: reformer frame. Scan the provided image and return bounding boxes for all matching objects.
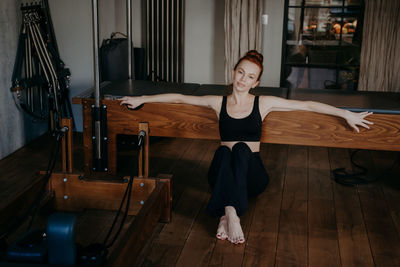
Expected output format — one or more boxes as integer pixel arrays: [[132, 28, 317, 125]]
[[2, 2, 172, 265], [48, 118, 172, 266]]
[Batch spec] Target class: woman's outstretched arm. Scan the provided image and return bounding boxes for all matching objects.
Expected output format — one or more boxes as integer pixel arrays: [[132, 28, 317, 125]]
[[119, 94, 220, 112], [260, 96, 373, 133]]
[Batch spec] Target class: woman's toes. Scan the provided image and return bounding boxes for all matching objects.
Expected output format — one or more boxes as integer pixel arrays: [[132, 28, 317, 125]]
[[216, 231, 227, 240], [216, 216, 228, 240]]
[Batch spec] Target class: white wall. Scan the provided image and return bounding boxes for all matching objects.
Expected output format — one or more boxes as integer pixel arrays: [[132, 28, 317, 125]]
[[49, 0, 121, 132], [49, 0, 96, 132], [115, 0, 144, 47], [259, 0, 285, 87], [184, 0, 225, 84]]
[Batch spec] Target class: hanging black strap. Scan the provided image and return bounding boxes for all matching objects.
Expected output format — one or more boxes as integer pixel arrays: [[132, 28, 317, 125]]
[[11, 24, 26, 90]]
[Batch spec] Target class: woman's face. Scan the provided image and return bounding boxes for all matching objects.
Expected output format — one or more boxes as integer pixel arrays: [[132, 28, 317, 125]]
[[232, 60, 261, 92]]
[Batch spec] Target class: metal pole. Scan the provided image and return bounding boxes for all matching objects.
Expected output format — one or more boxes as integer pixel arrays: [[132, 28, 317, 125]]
[[92, 0, 101, 162], [92, 0, 100, 108], [127, 0, 132, 79]]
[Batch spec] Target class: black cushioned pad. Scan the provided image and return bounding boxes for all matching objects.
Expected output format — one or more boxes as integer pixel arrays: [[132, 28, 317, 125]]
[[290, 89, 400, 114], [96, 80, 200, 99], [192, 84, 288, 97], [97, 80, 288, 99], [86, 80, 399, 114]]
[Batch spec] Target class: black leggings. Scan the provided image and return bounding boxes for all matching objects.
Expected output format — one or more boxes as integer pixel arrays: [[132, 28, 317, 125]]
[[206, 142, 269, 217]]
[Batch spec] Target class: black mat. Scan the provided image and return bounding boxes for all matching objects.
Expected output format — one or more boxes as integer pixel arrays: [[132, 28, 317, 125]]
[[290, 88, 400, 114]]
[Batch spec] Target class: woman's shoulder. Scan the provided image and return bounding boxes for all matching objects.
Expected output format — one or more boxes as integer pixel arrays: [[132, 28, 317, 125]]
[[258, 95, 290, 116], [259, 95, 286, 104], [200, 95, 223, 112], [201, 95, 223, 102]]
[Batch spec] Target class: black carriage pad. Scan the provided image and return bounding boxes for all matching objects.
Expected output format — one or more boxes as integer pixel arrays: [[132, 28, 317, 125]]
[[95, 80, 288, 99], [98, 80, 201, 100], [289, 88, 400, 114], [192, 84, 288, 97]]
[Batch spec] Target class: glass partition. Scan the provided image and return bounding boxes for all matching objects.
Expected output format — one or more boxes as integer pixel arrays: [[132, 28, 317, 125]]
[[282, 0, 364, 90]]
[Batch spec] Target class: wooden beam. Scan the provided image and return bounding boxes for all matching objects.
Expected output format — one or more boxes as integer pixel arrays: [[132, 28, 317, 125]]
[[157, 174, 172, 223], [103, 99, 400, 151], [263, 111, 400, 151], [50, 173, 159, 215]]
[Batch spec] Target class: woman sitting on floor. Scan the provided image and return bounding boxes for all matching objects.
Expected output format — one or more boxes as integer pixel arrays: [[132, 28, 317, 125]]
[[120, 50, 373, 245]]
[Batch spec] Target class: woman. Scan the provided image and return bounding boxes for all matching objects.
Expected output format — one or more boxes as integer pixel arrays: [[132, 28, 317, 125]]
[[120, 50, 373, 245]]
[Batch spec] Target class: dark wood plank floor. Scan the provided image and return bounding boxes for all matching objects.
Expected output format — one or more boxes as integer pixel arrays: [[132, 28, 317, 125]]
[[1, 133, 399, 267]]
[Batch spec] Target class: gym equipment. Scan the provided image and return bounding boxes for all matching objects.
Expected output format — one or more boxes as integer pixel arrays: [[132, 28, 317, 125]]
[[47, 213, 76, 265], [11, 1, 72, 131]]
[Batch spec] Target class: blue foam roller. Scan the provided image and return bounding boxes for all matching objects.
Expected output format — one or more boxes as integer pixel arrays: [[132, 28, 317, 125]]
[[47, 212, 76, 265]]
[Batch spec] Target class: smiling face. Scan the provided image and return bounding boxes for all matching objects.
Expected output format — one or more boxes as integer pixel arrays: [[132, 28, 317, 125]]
[[232, 60, 261, 92]]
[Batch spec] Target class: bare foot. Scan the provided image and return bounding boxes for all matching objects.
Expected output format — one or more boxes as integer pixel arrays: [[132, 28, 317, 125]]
[[225, 206, 245, 244], [216, 216, 228, 240]]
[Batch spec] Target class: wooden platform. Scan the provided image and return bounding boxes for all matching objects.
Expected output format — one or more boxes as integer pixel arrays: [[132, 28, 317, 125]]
[[1, 134, 399, 266]]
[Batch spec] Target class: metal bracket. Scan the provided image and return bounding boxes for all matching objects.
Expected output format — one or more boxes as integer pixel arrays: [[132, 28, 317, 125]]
[[91, 104, 108, 172]]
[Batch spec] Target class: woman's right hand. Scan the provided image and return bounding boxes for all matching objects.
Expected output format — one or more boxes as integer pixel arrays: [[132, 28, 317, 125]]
[[344, 110, 374, 133], [119, 96, 142, 109]]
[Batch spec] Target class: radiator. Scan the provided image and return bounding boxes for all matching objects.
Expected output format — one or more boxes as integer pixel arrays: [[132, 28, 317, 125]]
[[146, 0, 184, 82]]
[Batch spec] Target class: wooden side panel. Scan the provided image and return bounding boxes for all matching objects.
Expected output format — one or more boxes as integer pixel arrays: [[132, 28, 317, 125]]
[[92, 100, 400, 151], [50, 173, 156, 215], [105, 100, 219, 139], [82, 100, 94, 174], [264, 111, 400, 151]]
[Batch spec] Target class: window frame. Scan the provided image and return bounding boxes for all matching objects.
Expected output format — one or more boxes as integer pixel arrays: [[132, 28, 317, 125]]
[[280, 0, 365, 90]]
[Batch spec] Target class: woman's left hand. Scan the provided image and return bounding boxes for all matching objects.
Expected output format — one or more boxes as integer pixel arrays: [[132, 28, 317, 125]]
[[344, 111, 374, 133]]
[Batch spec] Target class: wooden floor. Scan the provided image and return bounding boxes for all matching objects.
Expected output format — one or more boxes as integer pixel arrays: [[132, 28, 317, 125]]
[[1, 133, 400, 267]]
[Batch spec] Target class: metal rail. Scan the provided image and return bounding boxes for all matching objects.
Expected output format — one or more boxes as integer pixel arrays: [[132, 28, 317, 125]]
[[91, 0, 133, 170]]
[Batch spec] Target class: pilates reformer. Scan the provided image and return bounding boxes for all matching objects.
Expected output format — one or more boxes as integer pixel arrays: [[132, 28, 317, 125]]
[[0, 118, 172, 266], [1, 1, 172, 266]]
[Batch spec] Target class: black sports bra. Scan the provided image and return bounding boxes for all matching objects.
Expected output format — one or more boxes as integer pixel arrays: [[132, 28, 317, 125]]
[[219, 95, 262, 142]]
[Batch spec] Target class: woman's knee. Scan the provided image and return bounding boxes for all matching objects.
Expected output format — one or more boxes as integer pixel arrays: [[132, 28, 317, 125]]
[[232, 143, 252, 161], [232, 142, 251, 153], [215, 145, 231, 155]]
